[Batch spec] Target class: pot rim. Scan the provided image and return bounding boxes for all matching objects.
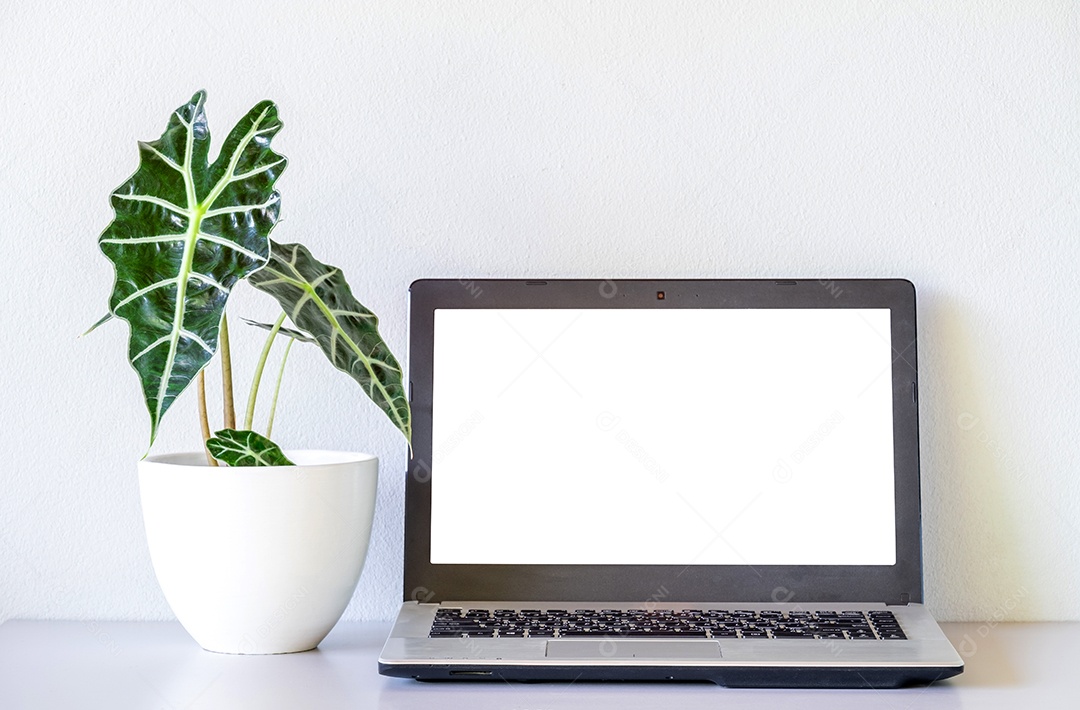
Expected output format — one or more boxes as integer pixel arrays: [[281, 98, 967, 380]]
[[142, 450, 377, 469]]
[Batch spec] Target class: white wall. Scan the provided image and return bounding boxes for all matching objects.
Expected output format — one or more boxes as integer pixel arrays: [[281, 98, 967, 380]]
[[1, 1, 1076, 624]]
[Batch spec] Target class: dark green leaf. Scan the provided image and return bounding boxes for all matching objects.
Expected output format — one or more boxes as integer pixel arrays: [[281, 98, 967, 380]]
[[248, 242, 411, 445], [206, 429, 295, 466], [98, 91, 288, 447], [241, 317, 316, 343], [82, 312, 113, 337]]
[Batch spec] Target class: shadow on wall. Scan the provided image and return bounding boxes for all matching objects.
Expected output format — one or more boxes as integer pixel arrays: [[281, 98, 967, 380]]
[[922, 298, 1034, 621]]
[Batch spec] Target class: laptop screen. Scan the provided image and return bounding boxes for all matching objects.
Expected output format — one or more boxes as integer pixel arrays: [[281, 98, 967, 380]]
[[430, 308, 896, 567]]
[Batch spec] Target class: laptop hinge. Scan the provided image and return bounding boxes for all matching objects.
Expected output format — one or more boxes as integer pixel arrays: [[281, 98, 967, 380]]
[[886, 592, 912, 606]]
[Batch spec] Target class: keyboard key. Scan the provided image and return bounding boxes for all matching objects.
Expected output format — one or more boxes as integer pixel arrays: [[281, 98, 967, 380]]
[[619, 630, 709, 638]]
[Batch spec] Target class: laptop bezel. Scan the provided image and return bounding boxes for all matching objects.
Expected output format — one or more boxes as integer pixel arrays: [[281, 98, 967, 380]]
[[403, 279, 922, 605]]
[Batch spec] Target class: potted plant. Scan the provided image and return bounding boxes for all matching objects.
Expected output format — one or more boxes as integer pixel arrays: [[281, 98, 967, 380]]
[[90, 90, 410, 654]]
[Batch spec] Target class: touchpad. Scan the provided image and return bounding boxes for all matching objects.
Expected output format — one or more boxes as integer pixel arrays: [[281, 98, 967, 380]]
[[546, 640, 721, 660]]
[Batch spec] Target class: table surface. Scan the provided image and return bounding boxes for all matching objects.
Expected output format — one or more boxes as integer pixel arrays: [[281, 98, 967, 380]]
[[0, 620, 1072, 709]]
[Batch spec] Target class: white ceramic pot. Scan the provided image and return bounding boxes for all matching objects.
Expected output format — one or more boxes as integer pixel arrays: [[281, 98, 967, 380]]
[[138, 450, 378, 654]]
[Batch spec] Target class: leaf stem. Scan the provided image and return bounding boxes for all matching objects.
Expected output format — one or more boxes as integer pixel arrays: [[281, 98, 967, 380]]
[[197, 370, 218, 466], [221, 313, 236, 429], [266, 337, 295, 439], [245, 312, 287, 430]]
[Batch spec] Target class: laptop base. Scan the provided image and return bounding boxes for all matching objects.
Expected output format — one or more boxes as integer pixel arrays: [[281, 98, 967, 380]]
[[379, 662, 962, 688]]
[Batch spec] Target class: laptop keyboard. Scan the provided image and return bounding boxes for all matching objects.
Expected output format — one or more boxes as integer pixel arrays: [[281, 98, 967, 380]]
[[429, 608, 906, 640]]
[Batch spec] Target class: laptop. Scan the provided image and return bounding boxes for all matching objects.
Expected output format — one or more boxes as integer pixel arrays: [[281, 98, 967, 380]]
[[378, 279, 964, 688]]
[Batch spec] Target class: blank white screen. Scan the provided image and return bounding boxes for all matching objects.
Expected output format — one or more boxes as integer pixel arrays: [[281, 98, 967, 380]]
[[430, 309, 896, 566]]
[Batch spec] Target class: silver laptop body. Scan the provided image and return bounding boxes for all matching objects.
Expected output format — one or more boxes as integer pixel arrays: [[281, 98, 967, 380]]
[[379, 279, 963, 688]]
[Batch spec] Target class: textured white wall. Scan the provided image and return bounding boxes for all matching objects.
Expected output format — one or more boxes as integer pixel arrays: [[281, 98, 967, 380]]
[[1, 1, 1077, 624]]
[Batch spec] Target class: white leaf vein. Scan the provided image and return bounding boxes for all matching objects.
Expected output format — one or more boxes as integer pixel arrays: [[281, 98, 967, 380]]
[[100, 234, 187, 246], [113, 278, 178, 312], [139, 142, 184, 173], [196, 233, 267, 262], [113, 193, 190, 216], [230, 158, 285, 183], [202, 194, 280, 218]]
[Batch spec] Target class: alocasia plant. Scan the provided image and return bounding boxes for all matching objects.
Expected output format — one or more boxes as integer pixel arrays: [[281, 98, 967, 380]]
[[94, 91, 410, 464]]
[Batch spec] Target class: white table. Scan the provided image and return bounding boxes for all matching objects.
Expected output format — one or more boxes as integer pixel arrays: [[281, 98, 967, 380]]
[[0, 620, 1072, 708]]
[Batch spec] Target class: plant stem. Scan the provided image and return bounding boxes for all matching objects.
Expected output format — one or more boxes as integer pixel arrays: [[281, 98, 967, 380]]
[[221, 313, 236, 429], [245, 312, 287, 430], [197, 370, 218, 466], [266, 337, 295, 439]]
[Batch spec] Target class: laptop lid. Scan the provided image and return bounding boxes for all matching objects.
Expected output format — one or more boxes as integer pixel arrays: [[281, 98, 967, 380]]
[[403, 279, 922, 606]]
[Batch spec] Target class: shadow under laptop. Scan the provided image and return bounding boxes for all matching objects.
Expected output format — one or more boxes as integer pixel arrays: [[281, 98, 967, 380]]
[[943, 622, 1024, 688]]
